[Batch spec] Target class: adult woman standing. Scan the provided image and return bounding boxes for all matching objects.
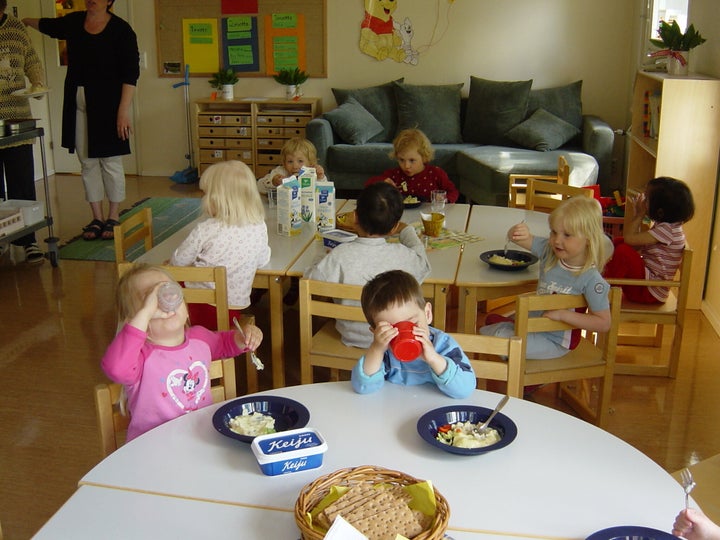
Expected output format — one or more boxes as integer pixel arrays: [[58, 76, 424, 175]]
[[0, 0, 46, 263], [24, 0, 139, 240]]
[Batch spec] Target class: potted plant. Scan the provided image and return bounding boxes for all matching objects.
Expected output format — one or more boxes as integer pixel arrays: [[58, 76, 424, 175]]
[[209, 68, 239, 100], [273, 67, 309, 100], [649, 20, 706, 75]]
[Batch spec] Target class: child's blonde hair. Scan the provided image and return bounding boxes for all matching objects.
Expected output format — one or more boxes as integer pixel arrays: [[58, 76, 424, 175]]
[[199, 160, 264, 226], [389, 129, 434, 163], [281, 137, 318, 164], [117, 263, 176, 322], [545, 196, 606, 274]]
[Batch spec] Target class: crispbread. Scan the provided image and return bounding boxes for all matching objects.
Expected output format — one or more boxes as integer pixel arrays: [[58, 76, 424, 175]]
[[320, 484, 376, 523]]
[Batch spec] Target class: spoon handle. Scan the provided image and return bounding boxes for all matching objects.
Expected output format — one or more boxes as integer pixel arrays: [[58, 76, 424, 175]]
[[478, 395, 510, 431]]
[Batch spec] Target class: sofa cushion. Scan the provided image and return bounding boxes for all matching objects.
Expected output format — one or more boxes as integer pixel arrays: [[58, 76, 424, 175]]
[[392, 82, 464, 144], [463, 76, 533, 145], [332, 79, 403, 143], [528, 80, 583, 129], [505, 108, 581, 151], [323, 97, 384, 145]]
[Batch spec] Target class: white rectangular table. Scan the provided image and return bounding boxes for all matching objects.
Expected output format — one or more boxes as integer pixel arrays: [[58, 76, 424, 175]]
[[455, 205, 549, 333], [79, 382, 684, 539], [288, 202, 471, 330], [136, 199, 349, 388]]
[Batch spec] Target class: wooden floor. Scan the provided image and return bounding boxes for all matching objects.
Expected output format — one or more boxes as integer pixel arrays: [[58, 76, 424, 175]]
[[2, 175, 720, 539]]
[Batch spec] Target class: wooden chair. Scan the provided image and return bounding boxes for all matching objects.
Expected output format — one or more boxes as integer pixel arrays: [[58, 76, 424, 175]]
[[113, 207, 153, 262], [606, 247, 692, 378], [299, 278, 367, 384], [525, 177, 594, 212], [94, 357, 235, 457], [299, 278, 436, 384], [508, 155, 570, 208], [448, 333, 523, 398], [513, 287, 622, 427], [117, 262, 257, 394]]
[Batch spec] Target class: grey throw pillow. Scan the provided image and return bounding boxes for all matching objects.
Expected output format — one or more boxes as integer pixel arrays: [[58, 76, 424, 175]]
[[323, 97, 384, 145], [392, 82, 464, 143], [528, 80, 583, 129], [332, 79, 403, 142], [506, 108, 581, 151], [463, 76, 533, 145]]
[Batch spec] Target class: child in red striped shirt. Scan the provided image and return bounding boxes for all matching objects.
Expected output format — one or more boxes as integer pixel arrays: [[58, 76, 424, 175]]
[[603, 176, 694, 303]]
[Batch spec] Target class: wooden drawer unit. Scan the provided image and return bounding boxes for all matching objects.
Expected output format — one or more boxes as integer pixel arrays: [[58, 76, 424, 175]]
[[193, 97, 320, 178]]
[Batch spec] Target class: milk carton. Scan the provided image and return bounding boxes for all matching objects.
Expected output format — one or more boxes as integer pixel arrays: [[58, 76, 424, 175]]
[[276, 176, 302, 236], [315, 180, 336, 232], [298, 167, 316, 224]]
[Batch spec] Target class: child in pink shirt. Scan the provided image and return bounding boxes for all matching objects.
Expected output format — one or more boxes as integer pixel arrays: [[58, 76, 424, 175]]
[[102, 263, 263, 441]]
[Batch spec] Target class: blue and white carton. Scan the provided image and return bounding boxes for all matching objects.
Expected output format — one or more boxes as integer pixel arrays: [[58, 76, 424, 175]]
[[251, 428, 328, 476]]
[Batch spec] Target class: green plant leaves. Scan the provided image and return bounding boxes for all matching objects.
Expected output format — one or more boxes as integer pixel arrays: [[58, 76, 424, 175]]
[[208, 68, 239, 89], [650, 20, 706, 51], [272, 67, 309, 86]]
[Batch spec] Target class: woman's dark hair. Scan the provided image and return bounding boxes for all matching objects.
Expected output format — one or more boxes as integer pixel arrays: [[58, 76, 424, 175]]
[[356, 182, 404, 236], [646, 176, 695, 223]]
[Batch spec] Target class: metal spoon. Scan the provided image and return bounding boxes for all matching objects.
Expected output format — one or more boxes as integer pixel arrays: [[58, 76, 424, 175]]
[[504, 219, 525, 255], [233, 317, 264, 371], [475, 395, 510, 433]]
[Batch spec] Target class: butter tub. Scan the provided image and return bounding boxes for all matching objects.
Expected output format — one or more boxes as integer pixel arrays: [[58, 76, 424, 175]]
[[321, 229, 357, 250], [251, 428, 328, 476]]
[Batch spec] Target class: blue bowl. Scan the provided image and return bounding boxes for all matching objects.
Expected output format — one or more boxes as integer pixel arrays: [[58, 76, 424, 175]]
[[416, 405, 517, 456], [212, 395, 310, 444], [585, 526, 676, 540]]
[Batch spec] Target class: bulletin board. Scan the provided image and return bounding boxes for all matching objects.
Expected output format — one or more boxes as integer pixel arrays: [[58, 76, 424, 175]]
[[155, 0, 327, 78]]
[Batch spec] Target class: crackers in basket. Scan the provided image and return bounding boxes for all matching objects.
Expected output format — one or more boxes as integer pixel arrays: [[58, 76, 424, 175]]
[[316, 483, 432, 540]]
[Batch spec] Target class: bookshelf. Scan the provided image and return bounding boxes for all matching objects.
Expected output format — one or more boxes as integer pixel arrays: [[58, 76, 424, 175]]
[[626, 71, 720, 308]]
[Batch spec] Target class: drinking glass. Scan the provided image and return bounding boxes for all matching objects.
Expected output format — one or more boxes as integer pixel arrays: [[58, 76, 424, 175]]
[[431, 190, 447, 213]]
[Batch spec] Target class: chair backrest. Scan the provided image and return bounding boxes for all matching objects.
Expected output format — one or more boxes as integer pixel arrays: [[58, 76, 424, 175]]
[[606, 247, 692, 378], [299, 278, 367, 384], [513, 287, 622, 426], [508, 155, 571, 208], [117, 262, 230, 331], [447, 333, 523, 397], [114, 207, 153, 262], [525, 177, 594, 212], [95, 356, 235, 458]]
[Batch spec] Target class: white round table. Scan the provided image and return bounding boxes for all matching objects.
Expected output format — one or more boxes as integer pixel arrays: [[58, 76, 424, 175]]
[[79, 382, 683, 539]]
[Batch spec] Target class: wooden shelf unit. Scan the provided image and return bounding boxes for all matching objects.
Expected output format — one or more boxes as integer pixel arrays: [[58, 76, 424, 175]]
[[625, 71, 720, 309], [192, 97, 321, 179]]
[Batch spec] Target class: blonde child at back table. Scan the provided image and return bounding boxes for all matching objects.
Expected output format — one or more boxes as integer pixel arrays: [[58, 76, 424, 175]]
[[480, 196, 611, 360], [170, 160, 271, 328], [365, 128, 459, 203], [102, 263, 262, 441], [256, 137, 327, 194]]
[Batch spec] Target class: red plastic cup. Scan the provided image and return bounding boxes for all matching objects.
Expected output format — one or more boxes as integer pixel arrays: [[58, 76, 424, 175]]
[[390, 321, 422, 362]]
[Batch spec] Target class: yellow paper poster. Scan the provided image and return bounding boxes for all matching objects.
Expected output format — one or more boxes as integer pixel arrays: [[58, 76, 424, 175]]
[[182, 18, 220, 74]]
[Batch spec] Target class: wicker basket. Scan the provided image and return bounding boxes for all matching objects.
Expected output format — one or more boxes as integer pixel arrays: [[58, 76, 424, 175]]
[[294, 464, 450, 540]]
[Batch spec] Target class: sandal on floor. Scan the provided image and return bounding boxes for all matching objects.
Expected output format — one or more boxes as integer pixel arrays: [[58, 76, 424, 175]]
[[101, 219, 121, 240], [82, 219, 104, 241], [24, 243, 45, 265]]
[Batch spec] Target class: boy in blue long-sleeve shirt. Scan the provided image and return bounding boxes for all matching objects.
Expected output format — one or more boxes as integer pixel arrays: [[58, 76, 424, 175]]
[[351, 270, 476, 398]]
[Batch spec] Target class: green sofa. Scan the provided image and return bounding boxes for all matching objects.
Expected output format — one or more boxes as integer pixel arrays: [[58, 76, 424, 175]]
[[306, 78, 614, 205]]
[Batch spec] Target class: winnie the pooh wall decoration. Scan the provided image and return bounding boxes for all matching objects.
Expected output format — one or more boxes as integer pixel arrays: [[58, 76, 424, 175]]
[[359, 0, 457, 64]]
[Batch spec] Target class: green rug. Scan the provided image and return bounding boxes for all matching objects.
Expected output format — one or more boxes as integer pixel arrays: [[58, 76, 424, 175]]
[[59, 197, 202, 262]]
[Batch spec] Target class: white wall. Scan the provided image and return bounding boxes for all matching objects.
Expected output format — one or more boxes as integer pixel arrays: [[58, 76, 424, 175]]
[[689, 0, 720, 332], [130, 0, 636, 176]]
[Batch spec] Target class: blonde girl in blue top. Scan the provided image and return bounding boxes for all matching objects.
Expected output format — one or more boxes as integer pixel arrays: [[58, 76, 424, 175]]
[[480, 196, 611, 359]]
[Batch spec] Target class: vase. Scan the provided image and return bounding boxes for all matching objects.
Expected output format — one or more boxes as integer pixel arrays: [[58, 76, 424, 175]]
[[221, 84, 234, 100], [667, 51, 689, 76], [286, 85, 297, 100]]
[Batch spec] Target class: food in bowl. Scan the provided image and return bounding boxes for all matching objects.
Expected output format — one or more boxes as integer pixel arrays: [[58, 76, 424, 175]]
[[435, 421, 501, 448], [487, 253, 522, 266], [228, 411, 276, 437]]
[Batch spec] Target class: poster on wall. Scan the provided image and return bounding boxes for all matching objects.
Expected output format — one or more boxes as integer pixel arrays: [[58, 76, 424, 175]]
[[263, 13, 306, 75], [182, 18, 220, 74], [222, 16, 260, 72]]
